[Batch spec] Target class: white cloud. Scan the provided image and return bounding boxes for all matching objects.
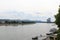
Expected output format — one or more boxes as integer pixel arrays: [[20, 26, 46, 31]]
[[0, 0, 60, 21], [0, 0, 59, 12]]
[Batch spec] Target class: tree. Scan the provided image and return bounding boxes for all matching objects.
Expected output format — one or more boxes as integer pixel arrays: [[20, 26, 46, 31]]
[[55, 5, 60, 28], [55, 5, 60, 40]]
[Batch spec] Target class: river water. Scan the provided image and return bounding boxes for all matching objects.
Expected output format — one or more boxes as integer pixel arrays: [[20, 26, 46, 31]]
[[0, 23, 57, 40]]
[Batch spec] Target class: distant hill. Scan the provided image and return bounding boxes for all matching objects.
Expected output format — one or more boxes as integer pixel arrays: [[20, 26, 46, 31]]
[[0, 19, 54, 24]]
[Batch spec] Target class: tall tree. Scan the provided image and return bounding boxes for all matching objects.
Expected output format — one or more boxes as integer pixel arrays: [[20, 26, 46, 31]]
[[55, 5, 60, 40], [55, 5, 60, 28]]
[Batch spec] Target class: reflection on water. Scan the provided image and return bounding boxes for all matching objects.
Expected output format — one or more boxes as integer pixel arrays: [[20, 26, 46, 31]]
[[0, 23, 35, 26], [0, 23, 57, 40]]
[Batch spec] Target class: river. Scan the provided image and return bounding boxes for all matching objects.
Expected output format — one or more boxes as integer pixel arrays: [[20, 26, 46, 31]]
[[0, 23, 57, 40]]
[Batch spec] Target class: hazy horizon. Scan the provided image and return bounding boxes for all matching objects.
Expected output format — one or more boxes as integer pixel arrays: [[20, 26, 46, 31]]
[[0, 0, 60, 21]]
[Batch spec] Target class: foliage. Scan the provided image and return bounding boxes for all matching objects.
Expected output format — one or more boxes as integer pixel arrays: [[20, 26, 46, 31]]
[[55, 6, 60, 28], [56, 29, 60, 40], [55, 5, 60, 40]]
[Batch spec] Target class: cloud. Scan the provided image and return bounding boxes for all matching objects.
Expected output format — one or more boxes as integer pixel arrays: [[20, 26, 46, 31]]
[[0, 0, 59, 12], [0, 11, 34, 20], [0, 0, 59, 21], [0, 10, 56, 21]]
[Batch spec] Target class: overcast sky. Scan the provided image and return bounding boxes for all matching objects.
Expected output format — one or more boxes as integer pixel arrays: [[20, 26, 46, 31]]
[[0, 0, 60, 21]]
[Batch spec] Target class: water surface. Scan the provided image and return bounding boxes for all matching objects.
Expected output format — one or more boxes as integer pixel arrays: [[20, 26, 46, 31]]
[[0, 23, 57, 40]]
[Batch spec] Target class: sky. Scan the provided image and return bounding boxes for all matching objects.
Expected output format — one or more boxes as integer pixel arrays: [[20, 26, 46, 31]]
[[0, 0, 60, 21]]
